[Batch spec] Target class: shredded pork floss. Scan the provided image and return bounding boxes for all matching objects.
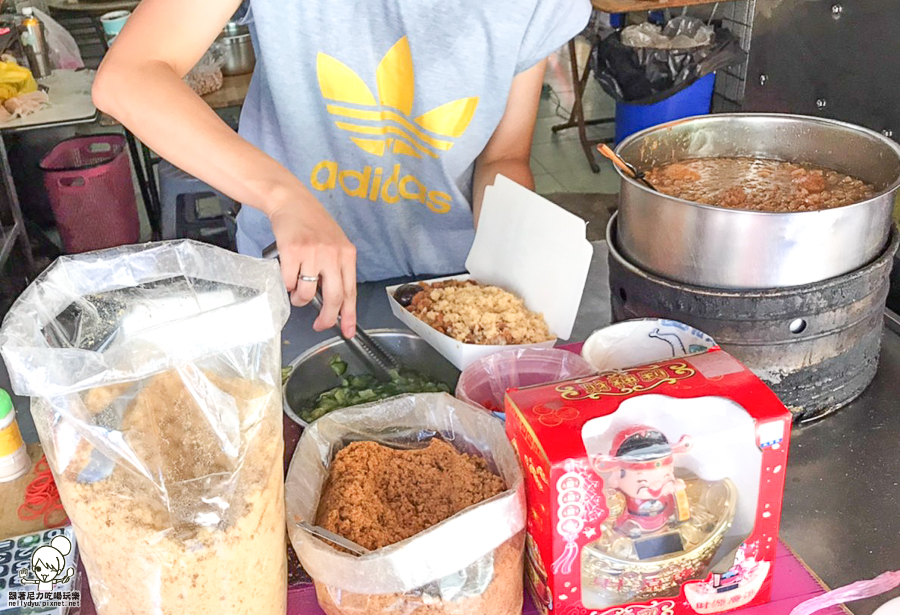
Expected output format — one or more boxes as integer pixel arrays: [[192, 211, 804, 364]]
[[286, 393, 527, 615]]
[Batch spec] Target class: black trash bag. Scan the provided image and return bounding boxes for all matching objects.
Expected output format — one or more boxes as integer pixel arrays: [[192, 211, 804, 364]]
[[592, 24, 746, 105]]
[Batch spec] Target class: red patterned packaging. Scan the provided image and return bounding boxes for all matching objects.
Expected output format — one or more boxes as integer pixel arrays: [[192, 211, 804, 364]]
[[505, 348, 791, 615]]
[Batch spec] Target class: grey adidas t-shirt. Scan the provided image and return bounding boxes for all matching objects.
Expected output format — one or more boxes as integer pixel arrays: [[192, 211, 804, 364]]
[[236, 0, 591, 281]]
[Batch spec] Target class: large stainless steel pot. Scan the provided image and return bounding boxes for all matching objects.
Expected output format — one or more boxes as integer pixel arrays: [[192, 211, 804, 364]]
[[283, 329, 460, 426], [615, 113, 900, 289]]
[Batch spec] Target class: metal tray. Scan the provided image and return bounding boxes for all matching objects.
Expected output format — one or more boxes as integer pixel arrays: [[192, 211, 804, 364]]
[[282, 329, 461, 427]]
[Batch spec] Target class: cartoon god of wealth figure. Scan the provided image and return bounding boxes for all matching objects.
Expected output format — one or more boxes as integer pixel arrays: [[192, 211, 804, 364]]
[[593, 426, 693, 539]]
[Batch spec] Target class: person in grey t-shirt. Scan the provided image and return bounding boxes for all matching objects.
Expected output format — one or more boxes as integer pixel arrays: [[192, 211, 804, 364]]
[[92, 0, 591, 337]]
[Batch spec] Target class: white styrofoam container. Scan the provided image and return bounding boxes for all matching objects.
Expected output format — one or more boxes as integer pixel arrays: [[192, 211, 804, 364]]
[[387, 176, 593, 370]]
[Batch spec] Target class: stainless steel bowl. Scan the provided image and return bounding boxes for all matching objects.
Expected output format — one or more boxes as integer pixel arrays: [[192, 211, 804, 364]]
[[615, 113, 900, 289], [217, 22, 256, 76], [283, 329, 460, 427]]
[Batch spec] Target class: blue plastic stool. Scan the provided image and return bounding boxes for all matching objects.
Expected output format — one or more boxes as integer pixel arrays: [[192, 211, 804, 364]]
[[614, 72, 716, 145]]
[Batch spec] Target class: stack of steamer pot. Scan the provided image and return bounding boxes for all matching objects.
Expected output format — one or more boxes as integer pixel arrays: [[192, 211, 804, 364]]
[[607, 114, 900, 423]]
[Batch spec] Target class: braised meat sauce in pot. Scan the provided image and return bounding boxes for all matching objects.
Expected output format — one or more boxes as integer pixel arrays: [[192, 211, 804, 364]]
[[645, 157, 876, 212]]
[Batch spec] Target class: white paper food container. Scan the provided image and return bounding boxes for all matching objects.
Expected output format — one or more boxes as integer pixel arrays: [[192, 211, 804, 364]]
[[387, 176, 593, 370]]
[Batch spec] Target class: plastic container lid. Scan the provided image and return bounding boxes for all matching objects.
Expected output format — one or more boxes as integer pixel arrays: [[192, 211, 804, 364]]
[[0, 389, 12, 421]]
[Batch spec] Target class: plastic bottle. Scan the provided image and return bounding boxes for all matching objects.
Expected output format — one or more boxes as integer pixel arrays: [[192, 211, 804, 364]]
[[20, 7, 51, 79], [0, 389, 30, 482]]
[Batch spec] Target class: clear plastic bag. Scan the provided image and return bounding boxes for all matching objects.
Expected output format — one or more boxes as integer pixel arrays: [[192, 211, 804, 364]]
[[455, 348, 596, 417], [32, 8, 84, 69], [621, 18, 714, 50], [0, 240, 290, 615], [185, 42, 225, 96], [286, 393, 526, 615]]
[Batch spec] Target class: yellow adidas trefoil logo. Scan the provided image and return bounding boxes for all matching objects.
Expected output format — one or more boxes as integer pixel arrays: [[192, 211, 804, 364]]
[[317, 37, 479, 159]]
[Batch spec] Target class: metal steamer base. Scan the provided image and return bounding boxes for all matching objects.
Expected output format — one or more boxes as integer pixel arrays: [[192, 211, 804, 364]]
[[607, 214, 900, 423]]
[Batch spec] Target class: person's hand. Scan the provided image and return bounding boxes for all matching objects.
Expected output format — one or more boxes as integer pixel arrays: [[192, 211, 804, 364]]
[[268, 199, 357, 338]]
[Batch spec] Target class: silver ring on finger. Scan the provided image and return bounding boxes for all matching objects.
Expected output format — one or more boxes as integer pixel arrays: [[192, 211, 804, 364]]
[[298, 275, 319, 283]]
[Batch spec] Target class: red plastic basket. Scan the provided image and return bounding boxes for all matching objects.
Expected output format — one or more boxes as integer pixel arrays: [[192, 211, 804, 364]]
[[40, 134, 140, 253]]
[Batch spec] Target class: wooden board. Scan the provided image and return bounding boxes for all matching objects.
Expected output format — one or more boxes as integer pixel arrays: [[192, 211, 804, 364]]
[[592, 0, 730, 13], [201, 72, 252, 110]]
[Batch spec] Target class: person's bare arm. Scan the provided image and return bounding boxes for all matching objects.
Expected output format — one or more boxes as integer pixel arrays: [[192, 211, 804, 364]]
[[472, 59, 546, 225], [92, 0, 356, 336]]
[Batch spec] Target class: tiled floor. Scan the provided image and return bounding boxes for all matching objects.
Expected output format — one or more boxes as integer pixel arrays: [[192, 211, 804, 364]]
[[532, 40, 621, 196]]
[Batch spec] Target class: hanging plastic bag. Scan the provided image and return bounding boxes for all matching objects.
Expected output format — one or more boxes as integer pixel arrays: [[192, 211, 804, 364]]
[[0, 61, 37, 103], [0, 240, 290, 615], [286, 393, 526, 615], [32, 8, 84, 69]]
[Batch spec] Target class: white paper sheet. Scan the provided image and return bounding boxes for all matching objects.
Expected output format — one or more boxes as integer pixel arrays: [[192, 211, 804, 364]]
[[467, 176, 593, 340], [386, 176, 593, 370]]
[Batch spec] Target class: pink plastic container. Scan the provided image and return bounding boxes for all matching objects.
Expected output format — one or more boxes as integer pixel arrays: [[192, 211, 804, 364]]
[[456, 348, 597, 418], [40, 135, 139, 253]]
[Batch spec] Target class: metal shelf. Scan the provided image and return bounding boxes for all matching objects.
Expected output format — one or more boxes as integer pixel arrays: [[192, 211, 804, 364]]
[[0, 221, 21, 266], [0, 132, 33, 275]]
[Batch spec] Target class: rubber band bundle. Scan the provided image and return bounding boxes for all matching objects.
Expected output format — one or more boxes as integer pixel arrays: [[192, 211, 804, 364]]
[[18, 455, 68, 528]]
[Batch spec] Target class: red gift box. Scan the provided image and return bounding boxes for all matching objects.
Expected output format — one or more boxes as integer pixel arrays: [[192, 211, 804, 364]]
[[505, 348, 792, 615]]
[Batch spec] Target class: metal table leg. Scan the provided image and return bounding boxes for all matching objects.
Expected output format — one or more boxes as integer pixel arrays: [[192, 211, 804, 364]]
[[0, 133, 34, 275], [551, 39, 615, 173], [124, 130, 160, 240], [140, 142, 161, 236], [90, 15, 109, 52]]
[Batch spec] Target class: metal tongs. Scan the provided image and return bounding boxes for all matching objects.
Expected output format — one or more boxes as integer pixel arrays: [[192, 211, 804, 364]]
[[295, 519, 372, 555], [262, 242, 400, 381], [597, 144, 658, 191]]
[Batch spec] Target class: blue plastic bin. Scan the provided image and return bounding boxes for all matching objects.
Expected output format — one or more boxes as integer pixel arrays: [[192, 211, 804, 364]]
[[614, 72, 716, 144]]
